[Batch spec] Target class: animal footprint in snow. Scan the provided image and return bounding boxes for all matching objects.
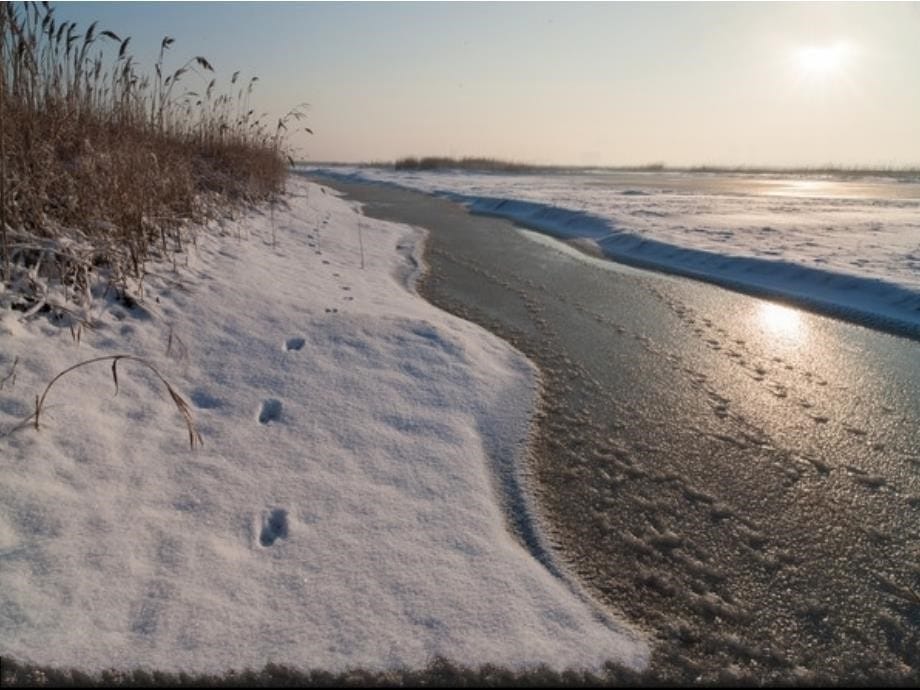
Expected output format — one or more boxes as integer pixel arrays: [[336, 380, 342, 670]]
[[341, 286, 351, 291], [324, 308, 338, 314], [284, 337, 305, 352], [190, 389, 222, 410], [258, 399, 283, 424], [259, 509, 289, 547]]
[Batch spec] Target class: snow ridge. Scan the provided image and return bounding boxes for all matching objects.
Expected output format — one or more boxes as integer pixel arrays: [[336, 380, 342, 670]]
[[455, 195, 920, 338]]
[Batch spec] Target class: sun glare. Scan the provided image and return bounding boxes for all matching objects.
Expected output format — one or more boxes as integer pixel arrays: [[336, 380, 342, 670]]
[[795, 42, 850, 78], [758, 303, 804, 341]]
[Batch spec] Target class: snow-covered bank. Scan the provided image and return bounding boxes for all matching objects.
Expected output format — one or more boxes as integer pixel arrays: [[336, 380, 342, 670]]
[[0, 177, 648, 673], [307, 167, 920, 337]]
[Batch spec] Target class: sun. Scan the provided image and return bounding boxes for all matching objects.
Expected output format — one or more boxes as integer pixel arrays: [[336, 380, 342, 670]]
[[795, 42, 850, 79]]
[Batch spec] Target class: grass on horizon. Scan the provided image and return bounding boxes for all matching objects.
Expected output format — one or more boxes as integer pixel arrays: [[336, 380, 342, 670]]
[[393, 155, 539, 173], [0, 1, 309, 321], [351, 156, 920, 180]]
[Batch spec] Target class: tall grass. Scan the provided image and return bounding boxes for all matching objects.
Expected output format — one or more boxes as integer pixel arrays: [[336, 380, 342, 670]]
[[0, 2, 309, 318], [382, 156, 920, 179]]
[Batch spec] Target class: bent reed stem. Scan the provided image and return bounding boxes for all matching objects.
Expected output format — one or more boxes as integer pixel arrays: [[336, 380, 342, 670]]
[[33, 354, 203, 449]]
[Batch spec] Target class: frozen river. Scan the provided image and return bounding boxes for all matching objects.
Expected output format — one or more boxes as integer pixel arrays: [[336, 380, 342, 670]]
[[309, 166, 920, 338]]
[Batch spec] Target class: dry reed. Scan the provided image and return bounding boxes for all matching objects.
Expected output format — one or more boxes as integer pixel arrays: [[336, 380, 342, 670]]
[[0, 355, 18, 389], [30, 353, 203, 449], [0, 2, 311, 319]]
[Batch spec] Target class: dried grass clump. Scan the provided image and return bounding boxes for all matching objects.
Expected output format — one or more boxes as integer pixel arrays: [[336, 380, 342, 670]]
[[0, 2, 311, 318], [0, 655, 645, 687]]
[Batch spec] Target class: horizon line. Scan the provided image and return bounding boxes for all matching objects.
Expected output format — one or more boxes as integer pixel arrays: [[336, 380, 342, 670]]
[[300, 159, 920, 175]]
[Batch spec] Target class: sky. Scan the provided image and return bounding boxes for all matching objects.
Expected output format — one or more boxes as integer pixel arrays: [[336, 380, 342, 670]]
[[50, 2, 920, 168]]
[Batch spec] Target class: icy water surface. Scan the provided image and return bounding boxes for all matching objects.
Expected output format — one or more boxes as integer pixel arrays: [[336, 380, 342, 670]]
[[321, 178, 920, 685], [559, 169, 920, 200]]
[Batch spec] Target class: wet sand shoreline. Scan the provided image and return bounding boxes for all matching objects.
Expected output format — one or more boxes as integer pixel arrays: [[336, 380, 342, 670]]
[[317, 177, 920, 685]]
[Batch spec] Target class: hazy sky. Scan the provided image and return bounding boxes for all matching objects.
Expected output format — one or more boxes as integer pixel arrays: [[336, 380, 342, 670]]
[[53, 2, 920, 167]]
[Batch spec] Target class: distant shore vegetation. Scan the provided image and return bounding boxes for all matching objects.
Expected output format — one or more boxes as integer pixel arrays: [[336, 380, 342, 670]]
[[351, 157, 920, 180], [393, 156, 539, 173], [0, 2, 308, 318]]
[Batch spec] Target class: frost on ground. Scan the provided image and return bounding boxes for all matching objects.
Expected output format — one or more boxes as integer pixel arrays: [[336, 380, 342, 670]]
[[310, 167, 920, 336], [0, 177, 648, 674]]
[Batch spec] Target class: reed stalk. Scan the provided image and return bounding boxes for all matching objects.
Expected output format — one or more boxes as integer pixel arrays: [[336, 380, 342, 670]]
[[0, 2, 308, 317]]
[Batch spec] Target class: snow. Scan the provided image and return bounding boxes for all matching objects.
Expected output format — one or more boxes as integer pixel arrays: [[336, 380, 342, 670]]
[[306, 166, 920, 337], [0, 177, 648, 674]]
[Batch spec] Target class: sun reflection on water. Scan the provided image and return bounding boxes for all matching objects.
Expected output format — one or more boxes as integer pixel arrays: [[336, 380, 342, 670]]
[[758, 303, 806, 342], [766, 179, 838, 198]]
